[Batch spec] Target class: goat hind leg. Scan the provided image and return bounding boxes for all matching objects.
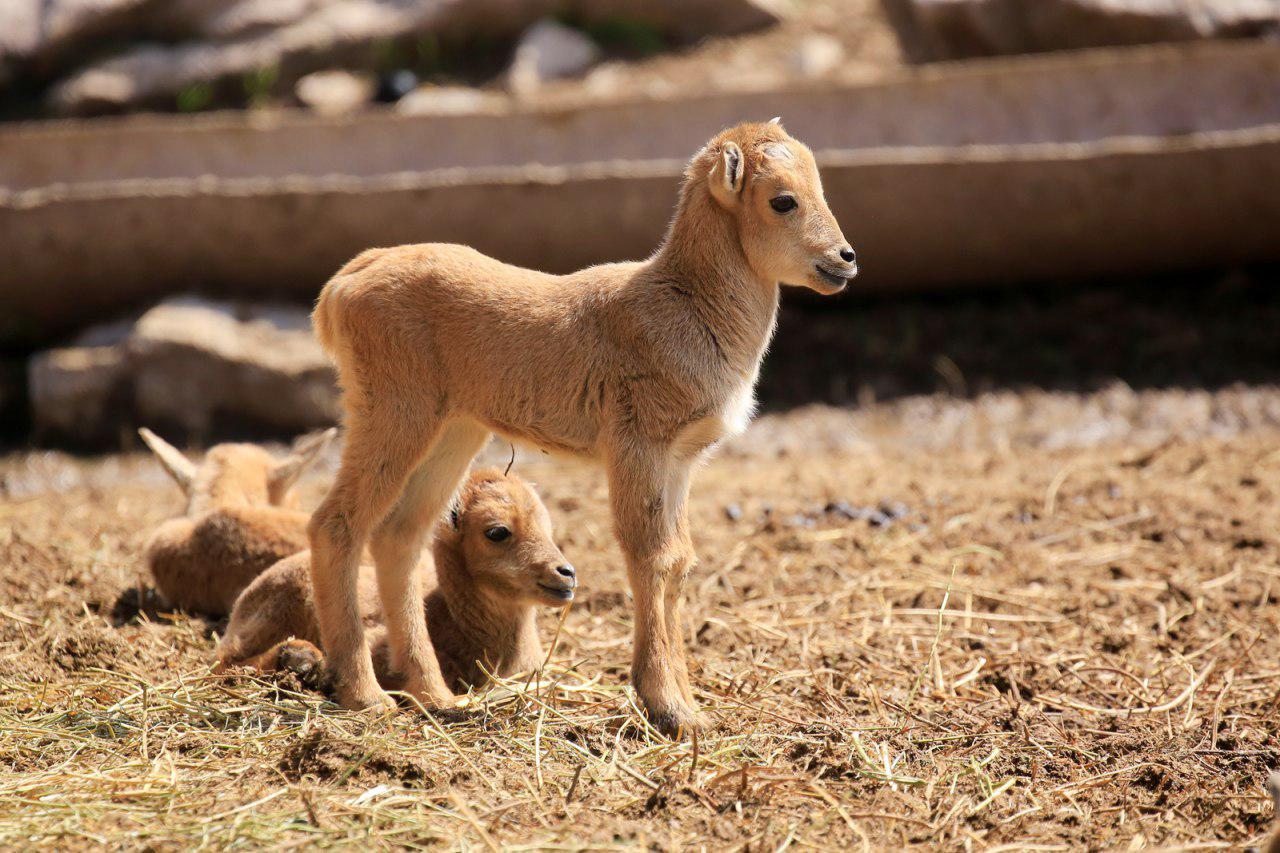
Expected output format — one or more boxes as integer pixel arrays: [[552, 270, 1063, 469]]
[[243, 639, 323, 672], [233, 639, 331, 693], [309, 414, 434, 711], [369, 418, 489, 705], [215, 608, 285, 673]]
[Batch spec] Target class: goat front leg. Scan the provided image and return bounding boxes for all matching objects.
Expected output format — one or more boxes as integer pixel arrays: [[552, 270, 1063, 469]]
[[608, 448, 700, 738], [663, 465, 698, 710]]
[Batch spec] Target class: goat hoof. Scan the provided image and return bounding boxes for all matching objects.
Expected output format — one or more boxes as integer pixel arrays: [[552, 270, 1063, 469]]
[[276, 639, 322, 670], [426, 705, 479, 724], [399, 675, 456, 711], [403, 690, 458, 712], [336, 683, 396, 712], [646, 704, 702, 740], [275, 640, 329, 692]]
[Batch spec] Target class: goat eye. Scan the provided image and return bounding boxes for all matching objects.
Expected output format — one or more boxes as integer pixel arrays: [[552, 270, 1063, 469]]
[[769, 195, 797, 213], [484, 526, 511, 543]]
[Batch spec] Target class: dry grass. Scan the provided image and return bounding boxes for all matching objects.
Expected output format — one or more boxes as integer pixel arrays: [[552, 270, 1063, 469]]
[[2, 389, 1279, 849]]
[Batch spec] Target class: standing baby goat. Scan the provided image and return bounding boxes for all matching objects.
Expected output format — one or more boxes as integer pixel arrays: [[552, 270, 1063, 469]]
[[140, 427, 336, 615], [308, 119, 856, 735], [216, 469, 575, 693]]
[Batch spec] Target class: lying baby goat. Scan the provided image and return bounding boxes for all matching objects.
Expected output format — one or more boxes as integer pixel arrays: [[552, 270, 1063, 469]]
[[139, 427, 336, 614], [215, 468, 576, 694]]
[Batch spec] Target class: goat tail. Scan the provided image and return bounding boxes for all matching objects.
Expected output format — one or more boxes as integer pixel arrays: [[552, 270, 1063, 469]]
[[312, 282, 339, 358], [313, 248, 383, 357]]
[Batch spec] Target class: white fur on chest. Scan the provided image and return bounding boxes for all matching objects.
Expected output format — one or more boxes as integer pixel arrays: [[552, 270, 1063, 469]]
[[672, 379, 756, 460], [721, 381, 757, 439]]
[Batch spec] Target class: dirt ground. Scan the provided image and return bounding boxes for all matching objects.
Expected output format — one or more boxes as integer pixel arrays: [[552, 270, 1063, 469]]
[[2, 379, 1279, 848]]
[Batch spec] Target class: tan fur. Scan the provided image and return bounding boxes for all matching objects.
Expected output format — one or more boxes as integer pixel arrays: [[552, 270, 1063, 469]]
[[217, 469, 573, 692], [140, 428, 336, 615], [307, 121, 855, 734]]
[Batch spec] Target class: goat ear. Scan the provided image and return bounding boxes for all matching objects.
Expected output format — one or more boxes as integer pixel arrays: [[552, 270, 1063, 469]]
[[708, 141, 745, 208], [291, 426, 338, 459], [270, 427, 337, 494], [138, 428, 196, 494]]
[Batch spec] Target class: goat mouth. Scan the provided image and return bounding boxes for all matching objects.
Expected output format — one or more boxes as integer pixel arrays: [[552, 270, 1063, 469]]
[[537, 582, 575, 602], [814, 264, 853, 291]]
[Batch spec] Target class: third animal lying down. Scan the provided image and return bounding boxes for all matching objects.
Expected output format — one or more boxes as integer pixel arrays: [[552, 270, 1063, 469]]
[[215, 468, 576, 693], [139, 426, 336, 616]]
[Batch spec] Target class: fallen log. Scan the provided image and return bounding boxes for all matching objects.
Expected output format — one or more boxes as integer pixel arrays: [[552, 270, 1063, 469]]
[[2, 39, 1278, 347]]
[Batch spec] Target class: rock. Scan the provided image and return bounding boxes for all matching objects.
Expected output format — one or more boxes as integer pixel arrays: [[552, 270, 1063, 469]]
[[789, 34, 844, 78], [129, 298, 339, 438], [878, 499, 910, 519], [822, 500, 905, 527], [28, 318, 133, 445], [396, 84, 505, 116], [155, 0, 325, 41], [0, 2, 38, 78], [1, 0, 314, 84], [895, 0, 1280, 61], [506, 19, 601, 97], [48, 0, 559, 115], [23, 0, 784, 115], [1, 0, 156, 80], [582, 63, 625, 97], [563, 0, 787, 43], [866, 509, 894, 528], [824, 501, 864, 520], [28, 298, 339, 445], [294, 69, 374, 114], [374, 68, 418, 103]]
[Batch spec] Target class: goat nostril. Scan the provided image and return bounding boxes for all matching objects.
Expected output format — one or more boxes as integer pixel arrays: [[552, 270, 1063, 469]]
[[839, 247, 856, 263], [555, 564, 576, 579]]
